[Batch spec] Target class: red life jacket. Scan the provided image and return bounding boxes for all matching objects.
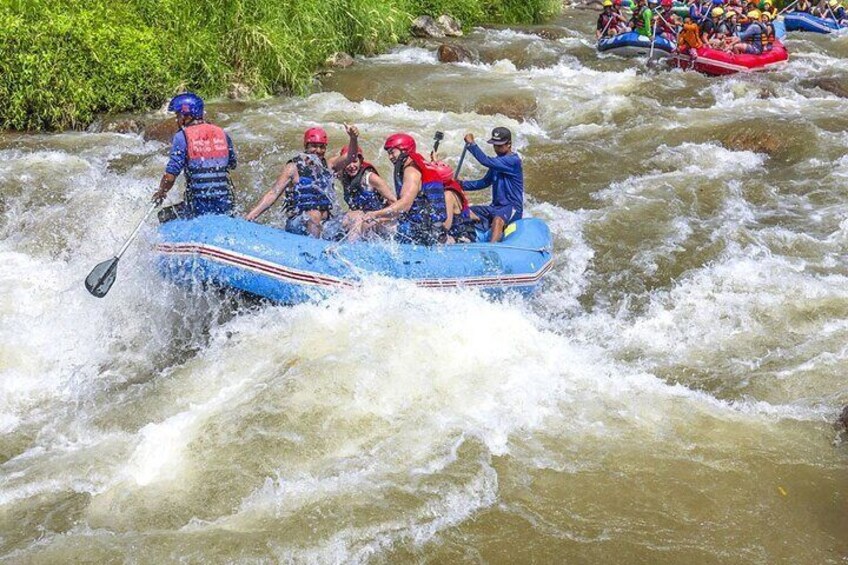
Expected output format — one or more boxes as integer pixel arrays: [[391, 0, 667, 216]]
[[429, 160, 470, 211], [184, 123, 229, 161]]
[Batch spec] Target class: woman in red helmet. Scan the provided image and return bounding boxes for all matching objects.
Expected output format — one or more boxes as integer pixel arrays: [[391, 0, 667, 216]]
[[363, 133, 448, 245], [245, 124, 359, 238], [338, 145, 398, 241]]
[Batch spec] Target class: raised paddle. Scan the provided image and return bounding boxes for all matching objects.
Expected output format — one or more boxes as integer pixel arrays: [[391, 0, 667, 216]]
[[433, 131, 444, 155], [85, 202, 158, 298], [778, 0, 799, 15]]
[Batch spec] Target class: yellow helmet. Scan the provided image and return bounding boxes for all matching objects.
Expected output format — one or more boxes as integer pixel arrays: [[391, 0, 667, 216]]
[[761, 11, 772, 18], [828, 0, 837, 7], [747, 9, 761, 18], [712, 6, 725, 15], [603, 0, 613, 5]]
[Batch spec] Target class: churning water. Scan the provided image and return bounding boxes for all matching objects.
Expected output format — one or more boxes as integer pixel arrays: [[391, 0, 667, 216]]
[[1, 10, 846, 564]]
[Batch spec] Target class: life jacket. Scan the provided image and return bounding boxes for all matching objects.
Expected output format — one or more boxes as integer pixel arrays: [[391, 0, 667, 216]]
[[284, 152, 335, 217], [678, 21, 704, 49], [746, 22, 764, 51], [763, 23, 775, 48], [182, 123, 233, 214], [392, 152, 447, 236], [341, 162, 385, 212]]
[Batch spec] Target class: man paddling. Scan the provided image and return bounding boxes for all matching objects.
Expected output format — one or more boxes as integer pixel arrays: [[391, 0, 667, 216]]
[[152, 92, 238, 222], [459, 127, 524, 243]]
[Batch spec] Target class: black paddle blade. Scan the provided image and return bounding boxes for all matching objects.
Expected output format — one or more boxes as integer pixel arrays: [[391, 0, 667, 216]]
[[85, 257, 119, 298]]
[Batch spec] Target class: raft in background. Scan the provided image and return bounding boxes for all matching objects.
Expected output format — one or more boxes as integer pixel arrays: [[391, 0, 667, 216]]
[[155, 216, 554, 304], [597, 31, 676, 57], [784, 11, 845, 33], [669, 41, 789, 75]]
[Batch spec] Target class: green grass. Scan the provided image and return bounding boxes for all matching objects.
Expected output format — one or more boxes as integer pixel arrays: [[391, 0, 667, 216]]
[[0, 0, 561, 131]]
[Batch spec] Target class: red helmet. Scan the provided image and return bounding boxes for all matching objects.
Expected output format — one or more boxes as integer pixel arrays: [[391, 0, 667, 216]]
[[339, 145, 364, 159], [303, 127, 328, 146], [383, 133, 416, 154], [661, 0, 672, 6], [613, 0, 623, 6]]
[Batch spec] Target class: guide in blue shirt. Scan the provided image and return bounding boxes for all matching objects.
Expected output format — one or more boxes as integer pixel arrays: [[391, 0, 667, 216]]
[[459, 126, 525, 242]]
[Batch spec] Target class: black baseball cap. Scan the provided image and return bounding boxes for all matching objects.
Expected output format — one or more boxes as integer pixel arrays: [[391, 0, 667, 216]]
[[487, 127, 512, 146]]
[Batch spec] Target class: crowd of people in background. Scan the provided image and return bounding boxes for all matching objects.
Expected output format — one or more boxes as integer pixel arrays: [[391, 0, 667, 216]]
[[595, 0, 832, 55]]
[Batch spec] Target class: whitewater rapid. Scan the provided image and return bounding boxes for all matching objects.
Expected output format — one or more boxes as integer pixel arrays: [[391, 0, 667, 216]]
[[1, 10, 847, 564]]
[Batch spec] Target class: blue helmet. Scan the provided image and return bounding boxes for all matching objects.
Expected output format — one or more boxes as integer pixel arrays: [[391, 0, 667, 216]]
[[167, 92, 204, 119]]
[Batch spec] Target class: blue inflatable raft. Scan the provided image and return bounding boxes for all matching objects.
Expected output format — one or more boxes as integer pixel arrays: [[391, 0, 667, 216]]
[[784, 12, 844, 33], [597, 31, 676, 57], [155, 215, 554, 304]]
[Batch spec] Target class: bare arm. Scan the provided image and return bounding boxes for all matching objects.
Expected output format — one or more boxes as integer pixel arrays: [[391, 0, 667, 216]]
[[245, 162, 296, 221], [365, 166, 421, 221], [327, 124, 360, 173], [367, 172, 398, 205], [152, 173, 177, 204]]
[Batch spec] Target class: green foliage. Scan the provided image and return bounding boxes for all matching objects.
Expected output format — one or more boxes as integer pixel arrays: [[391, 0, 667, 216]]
[[0, 0, 560, 131]]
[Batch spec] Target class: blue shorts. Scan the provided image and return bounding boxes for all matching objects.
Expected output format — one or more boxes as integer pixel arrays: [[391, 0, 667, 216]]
[[470, 205, 519, 228]]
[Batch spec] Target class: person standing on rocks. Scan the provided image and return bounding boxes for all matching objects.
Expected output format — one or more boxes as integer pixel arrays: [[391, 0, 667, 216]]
[[153, 92, 238, 222], [459, 127, 524, 243]]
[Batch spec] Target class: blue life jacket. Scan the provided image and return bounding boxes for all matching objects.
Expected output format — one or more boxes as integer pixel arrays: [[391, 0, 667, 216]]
[[183, 123, 234, 215], [284, 153, 335, 217], [342, 164, 385, 212], [392, 154, 447, 245]]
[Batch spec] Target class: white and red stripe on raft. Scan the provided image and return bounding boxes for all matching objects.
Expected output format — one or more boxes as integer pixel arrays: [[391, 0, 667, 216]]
[[155, 242, 553, 289]]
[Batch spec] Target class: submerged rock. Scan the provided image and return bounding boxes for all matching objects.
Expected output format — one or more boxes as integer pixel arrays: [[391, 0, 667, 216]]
[[720, 127, 789, 156], [325, 52, 355, 69], [437, 15, 463, 37], [801, 77, 848, 99], [411, 15, 445, 38], [475, 94, 538, 122], [143, 118, 179, 143], [437, 43, 476, 63]]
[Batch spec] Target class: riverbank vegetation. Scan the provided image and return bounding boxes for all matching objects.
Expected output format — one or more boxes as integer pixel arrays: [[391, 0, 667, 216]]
[[0, 0, 560, 131]]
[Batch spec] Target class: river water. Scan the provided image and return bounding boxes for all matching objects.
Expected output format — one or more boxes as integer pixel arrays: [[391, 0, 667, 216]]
[[1, 9, 847, 564]]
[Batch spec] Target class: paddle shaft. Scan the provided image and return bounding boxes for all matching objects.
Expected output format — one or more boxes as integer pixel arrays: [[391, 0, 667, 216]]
[[649, 12, 659, 59], [116, 203, 159, 260], [778, 0, 799, 15], [454, 146, 468, 180]]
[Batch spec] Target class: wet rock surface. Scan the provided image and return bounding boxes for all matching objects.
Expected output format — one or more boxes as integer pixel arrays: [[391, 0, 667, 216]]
[[143, 118, 179, 143], [437, 15, 463, 37], [474, 94, 538, 121], [437, 43, 477, 63], [325, 52, 355, 69], [411, 15, 445, 38]]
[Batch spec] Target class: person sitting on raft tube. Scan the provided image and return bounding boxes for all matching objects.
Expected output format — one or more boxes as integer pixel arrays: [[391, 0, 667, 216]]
[[338, 145, 397, 241], [245, 125, 359, 238], [701, 7, 730, 46], [153, 92, 237, 222], [732, 10, 765, 53], [629, 0, 653, 35], [656, 0, 681, 41], [760, 0, 779, 18], [759, 12, 777, 50], [829, 0, 848, 21], [362, 133, 448, 246], [677, 17, 704, 56], [812, 0, 830, 17], [459, 127, 524, 244], [596, 0, 627, 38], [793, 0, 812, 12]]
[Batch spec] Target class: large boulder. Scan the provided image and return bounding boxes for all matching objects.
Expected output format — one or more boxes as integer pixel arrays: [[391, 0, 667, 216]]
[[437, 15, 463, 37], [143, 118, 179, 143], [437, 43, 476, 63], [325, 52, 355, 69], [411, 15, 445, 38], [474, 94, 538, 122]]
